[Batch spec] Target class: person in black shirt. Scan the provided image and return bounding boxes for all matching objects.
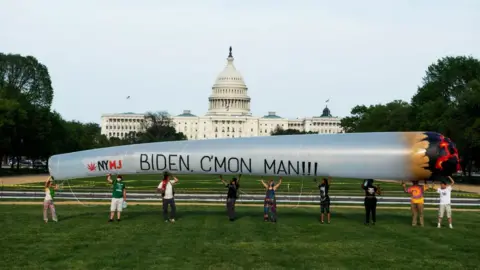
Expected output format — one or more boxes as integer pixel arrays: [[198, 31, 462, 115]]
[[220, 174, 241, 221], [315, 177, 331, 224], [362, 179, 382, 225]]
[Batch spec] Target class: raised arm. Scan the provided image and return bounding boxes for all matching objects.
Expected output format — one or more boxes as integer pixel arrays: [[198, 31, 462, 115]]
[[44, 176, 51, 188], [274, 177, 282, 190], [172, 176, 179, 184], [237, 174, 242, 184], [448, 176, 455, 186], [327, 176, 332, 185], [423, 180, 429, 191], [106, 174, 113, 184], [219, 175, 227, 185], [401, 182, 408, 193], [376, 185, 382, 195], [260, 178, 268, 189]]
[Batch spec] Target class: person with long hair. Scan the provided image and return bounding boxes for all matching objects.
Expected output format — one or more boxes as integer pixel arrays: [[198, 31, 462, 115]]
[[43, 176, 59, 223], [362, 179, 381, 225], [315, 176, 332, 224], [220, 174, 241, 221], [260, 177, 282, 222], [157, 171, 179, 223]]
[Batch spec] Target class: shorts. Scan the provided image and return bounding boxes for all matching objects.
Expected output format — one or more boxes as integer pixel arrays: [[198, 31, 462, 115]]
[[320, 200, 330, 214], [438, 204, 452, 218], [110, 198, 124, 212]]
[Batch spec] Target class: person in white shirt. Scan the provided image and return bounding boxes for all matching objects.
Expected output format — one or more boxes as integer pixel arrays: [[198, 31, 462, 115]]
[[434, 176, 455, 229], [157, 172, 179, 223]]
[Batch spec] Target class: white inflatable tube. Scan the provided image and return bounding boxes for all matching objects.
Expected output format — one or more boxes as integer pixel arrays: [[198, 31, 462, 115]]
[[48, 132, 461, 181]]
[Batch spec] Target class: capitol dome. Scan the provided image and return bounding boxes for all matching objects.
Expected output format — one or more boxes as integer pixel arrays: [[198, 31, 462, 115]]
[[212, 50, 247, 87], [207, 47, 251, 116]]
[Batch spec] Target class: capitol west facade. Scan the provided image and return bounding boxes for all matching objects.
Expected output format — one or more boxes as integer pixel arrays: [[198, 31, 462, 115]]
[[100, 48, 343, 140]]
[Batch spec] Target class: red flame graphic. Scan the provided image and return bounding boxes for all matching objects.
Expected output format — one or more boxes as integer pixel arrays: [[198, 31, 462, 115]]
[[87, 162, 97, 172], [435, 136, 461, 172]]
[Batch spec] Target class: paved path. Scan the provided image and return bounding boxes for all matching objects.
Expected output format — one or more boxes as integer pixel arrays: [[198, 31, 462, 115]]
[[0, 175, 48, 185]]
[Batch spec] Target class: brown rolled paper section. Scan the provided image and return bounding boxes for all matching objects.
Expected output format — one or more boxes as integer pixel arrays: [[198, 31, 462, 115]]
[[402, 132, 432, 181], [402, 132, 461, 181]]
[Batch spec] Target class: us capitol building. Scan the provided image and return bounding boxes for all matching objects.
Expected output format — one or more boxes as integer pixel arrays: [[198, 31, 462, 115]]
[[100, 47, 343, 140]]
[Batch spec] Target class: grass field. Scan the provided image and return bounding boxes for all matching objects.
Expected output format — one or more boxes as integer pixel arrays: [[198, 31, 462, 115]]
[[1, 204, 479, 269], [2, 174, 479, 198]]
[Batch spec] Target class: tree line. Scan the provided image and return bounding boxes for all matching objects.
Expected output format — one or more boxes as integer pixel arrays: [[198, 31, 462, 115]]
[[0, 53, 186, 170]]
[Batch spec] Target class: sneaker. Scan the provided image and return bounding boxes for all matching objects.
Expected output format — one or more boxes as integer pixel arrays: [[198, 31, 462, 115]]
[[108, 219, 113, 222], [165, 220, 169, 223], [449, 224, 453, 229], [437, 224, 441, 228], [44, 219, 48, 223], [170, 219, 175, 223], [117, 219, 121, 222]]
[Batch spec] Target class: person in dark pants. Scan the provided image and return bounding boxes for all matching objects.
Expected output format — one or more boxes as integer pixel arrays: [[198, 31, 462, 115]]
[[157, 172, 179, 223], [362, 179, 382, 225], [220, 174, 241, 221], [315, 176, 331, 224]]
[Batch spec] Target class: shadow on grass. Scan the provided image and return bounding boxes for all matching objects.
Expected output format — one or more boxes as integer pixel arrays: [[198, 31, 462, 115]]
[[49, 203, 425, 227], [119, 206, 414, 224]]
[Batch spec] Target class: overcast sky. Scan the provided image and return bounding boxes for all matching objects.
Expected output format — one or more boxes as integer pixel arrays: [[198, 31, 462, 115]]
[[1, 0, 478, 124]]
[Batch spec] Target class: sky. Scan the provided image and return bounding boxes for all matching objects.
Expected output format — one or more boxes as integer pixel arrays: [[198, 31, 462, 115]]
[[1, 0, 479, 124]]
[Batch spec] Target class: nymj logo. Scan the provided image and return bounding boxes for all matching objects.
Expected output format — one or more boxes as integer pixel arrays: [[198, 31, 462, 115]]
[[87, 160, 123, 172]]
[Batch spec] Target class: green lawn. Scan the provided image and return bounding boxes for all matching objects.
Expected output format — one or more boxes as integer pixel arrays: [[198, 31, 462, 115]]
[[1, 204, 479, 269], [3, 174, 479, 198]]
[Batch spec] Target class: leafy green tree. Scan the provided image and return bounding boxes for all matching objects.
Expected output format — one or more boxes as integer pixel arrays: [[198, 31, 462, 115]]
[[136, 112, 187, 142], [0, 53, 53, 109], [410, 56, 480, 177], [0, 53, 54, 168], [340, 100, 412, 133]]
